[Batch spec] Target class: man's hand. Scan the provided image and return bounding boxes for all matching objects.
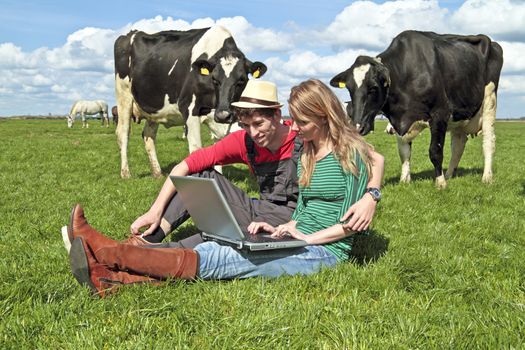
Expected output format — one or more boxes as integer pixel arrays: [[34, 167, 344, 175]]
[[130, 210, 162, 236]]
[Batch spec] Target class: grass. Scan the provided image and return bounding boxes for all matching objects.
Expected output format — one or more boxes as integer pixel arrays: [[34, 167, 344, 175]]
[[0, 118, 524, 349]]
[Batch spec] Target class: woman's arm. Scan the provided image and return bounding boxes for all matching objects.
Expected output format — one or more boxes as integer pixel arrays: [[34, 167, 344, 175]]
[[271, 222, 351, 245], [339, 148, 385, 232]]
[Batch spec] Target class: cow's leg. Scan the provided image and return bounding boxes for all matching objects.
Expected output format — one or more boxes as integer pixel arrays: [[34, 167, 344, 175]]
[[105, 112, 109, 128], [143, 120, 162, 178], [182, 125, 187, 140], [185, 115, 203, 154], [445, 130, 467, 179], [397, 136, 412, 183], [429, 119, 448, 189], [481, 82, 497, 184], [116, 112, 131, 178], [115, 76, 133, 178]]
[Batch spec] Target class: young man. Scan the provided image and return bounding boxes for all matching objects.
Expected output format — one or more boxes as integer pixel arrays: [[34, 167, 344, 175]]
[[125, 80, 304, 248]]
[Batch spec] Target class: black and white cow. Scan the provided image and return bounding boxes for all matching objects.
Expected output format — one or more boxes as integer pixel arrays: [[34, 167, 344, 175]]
[[114, 26, 266, 178], [330, 30, 503, 188]]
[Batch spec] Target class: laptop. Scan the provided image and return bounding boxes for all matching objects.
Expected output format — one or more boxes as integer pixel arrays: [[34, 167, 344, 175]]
[[170, 175, 308, 251]]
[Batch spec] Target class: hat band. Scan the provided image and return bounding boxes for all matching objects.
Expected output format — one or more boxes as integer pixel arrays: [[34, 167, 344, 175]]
[[238, 96, 278, 106]]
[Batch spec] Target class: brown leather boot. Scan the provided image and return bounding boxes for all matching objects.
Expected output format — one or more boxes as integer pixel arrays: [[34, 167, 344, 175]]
[[67, 204, 118, 255], [69, 237, 159, 298], [121, 234, 157, 246], [96, 244, 199, 280]]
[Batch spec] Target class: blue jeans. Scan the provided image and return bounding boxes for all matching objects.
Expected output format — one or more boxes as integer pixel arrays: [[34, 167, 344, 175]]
[[194, 241, 338, 280]]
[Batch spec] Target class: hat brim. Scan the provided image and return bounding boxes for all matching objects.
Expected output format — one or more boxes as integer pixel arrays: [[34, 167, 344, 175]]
[[231, 101, 283, 109]]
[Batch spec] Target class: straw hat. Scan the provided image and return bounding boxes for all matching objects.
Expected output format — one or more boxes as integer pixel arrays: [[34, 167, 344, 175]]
[[231, 80, 283, 109]]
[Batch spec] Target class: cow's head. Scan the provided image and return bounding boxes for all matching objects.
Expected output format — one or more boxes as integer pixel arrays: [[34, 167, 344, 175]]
[[193, 54, 267, 124], [66, 114, 74, 128], [330, 56, 390, 135]]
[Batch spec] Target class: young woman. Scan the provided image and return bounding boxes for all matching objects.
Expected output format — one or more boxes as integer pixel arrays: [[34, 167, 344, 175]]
[[67, 79, 384, 297]]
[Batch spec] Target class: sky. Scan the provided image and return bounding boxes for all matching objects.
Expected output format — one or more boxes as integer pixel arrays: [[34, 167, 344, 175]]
[[0, 0, 524, 118]]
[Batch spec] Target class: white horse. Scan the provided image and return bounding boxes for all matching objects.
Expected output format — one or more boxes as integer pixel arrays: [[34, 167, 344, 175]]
[[67, 100, 109, 128]]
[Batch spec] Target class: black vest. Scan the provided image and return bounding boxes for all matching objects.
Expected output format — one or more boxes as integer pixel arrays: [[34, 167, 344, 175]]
[[245, 134, 303, 209]]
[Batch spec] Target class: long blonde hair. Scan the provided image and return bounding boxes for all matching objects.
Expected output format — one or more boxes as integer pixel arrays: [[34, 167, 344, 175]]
[[288, 79, 373, 187]]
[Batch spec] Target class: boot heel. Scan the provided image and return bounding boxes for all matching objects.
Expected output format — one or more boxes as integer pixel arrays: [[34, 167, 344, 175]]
[[69, 238, 97, 294]]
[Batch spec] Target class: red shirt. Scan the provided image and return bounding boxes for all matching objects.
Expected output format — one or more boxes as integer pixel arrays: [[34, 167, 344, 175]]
[[185, 120, 298, 174]]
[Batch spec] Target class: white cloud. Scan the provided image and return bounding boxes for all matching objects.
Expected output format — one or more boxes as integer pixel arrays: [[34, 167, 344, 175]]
[[451, 0, 525, 41], [122, 15, 194, 34], [121, 15, 292, 55], [0, 43, 26, 68], [215, 16, 293, 53], [319, 0, 448, 50], [500, 42, 525, 74], [51, 84, 67, 93], [32, 74, 52, 86], [500, 75, 525, 94], [266, 48, 376, 81]]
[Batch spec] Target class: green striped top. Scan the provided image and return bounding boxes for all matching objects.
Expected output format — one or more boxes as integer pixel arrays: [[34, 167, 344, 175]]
[[291, 152, 369, 261]]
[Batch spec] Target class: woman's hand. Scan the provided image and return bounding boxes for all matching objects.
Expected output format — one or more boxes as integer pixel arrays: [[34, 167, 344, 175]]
[[271, 223, 309, 242], [247, 222, 276, 235], [339, 194, 377, 232]]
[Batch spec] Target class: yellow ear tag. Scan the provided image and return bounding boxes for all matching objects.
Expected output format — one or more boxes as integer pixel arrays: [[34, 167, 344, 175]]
[[253, 69, 260, 78], [200, 67, 209, 76], [338, 82, 346, 88]]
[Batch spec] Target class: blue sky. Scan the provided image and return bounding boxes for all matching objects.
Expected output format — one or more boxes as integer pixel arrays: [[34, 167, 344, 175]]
[[0, 0, 523, 118]]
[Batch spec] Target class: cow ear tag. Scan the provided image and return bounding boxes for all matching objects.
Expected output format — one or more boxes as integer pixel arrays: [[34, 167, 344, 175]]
[[338, 82, 346, 88], [200, 67, 210, 76], [253, 69, 260, 78]]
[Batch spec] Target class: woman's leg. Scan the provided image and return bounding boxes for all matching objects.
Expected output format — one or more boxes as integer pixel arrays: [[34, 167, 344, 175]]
[[194, 241, 338, 280]]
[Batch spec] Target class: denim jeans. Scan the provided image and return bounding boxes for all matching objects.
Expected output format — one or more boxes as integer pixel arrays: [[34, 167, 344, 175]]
[[194, 241, 338, 280]]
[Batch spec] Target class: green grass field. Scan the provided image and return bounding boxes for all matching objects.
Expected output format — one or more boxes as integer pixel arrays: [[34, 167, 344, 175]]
[[1, 118, 523, 349]]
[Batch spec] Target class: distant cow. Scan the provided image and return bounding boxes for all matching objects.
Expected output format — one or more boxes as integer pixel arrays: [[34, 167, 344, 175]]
[[114, 26, 266, 178], [331, 31, 503, 188], [111, 105, 138, 125], [111, 105, 118, 125], [67, 100, 109, 128]]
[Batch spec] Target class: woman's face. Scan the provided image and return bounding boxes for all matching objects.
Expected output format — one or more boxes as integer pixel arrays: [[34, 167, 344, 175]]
[[291, 114, 325, 143]]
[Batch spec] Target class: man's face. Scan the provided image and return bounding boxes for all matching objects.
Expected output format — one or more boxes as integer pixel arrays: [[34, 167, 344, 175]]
[[238, 111, 280, 148]]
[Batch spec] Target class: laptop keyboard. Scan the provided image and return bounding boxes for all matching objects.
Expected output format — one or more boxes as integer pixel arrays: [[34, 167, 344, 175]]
[[244, 233, 295, 243]]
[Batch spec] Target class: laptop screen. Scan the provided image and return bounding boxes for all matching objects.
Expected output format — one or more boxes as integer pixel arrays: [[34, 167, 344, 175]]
[[169, 176, 246, 241]]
